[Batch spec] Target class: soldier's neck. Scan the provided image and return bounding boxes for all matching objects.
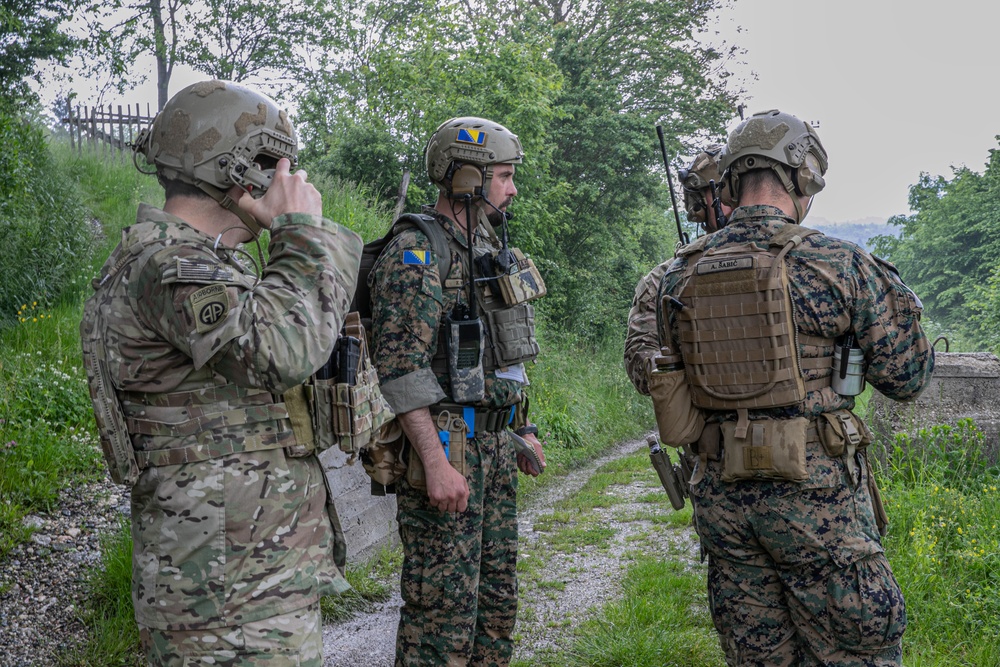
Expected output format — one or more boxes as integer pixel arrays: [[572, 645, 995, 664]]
[[164, 195, 251, 246]]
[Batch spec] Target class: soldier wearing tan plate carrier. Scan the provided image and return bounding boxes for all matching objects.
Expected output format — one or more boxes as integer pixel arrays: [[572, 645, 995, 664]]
[[629, 109, 934, 665], [80, 80, 392, 667]]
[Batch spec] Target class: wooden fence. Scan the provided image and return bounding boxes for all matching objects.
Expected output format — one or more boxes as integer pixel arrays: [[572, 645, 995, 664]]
[[61, 101, 156, 161]]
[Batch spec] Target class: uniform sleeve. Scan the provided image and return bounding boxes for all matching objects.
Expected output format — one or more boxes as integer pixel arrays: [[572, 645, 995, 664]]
[[852, 251, 935, 401], [134, 213, 363, 394], [624, 260, 672, 395], [369, 229, 448, 414]]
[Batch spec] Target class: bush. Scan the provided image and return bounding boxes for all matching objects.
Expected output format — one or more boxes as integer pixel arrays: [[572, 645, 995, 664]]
[[0, 104, 94, 327]]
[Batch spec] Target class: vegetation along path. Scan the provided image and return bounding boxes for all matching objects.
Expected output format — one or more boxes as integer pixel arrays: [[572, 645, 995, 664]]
[[321, 435, 707, 666]]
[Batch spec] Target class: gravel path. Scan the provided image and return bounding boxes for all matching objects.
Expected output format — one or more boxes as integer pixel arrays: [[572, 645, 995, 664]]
[[322, 435, 701, 666], [0, 435, 697, 667], [0, 477, 130, 667]]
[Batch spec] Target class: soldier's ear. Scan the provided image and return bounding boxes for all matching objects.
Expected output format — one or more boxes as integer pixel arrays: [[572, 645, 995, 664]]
[[450, 164, 483, 197]]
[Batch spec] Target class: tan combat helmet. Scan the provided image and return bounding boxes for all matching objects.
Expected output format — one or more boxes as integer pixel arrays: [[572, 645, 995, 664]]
[[425, 116, 523, 202], [678, 144, 726, 226], [132, 80, 297, 236], [719, 109, 828, 222]]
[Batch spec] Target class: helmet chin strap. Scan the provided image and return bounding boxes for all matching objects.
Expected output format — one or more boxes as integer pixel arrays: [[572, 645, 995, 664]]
[[197, 181, 264, 238], [772, 164, 805, 223]]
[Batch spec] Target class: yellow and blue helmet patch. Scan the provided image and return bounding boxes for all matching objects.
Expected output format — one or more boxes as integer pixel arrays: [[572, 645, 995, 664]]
[[403, 249, 432, 265], [456, 128, 487, 145]]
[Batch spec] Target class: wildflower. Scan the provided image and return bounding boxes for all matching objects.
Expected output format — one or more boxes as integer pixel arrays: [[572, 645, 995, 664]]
[[957, 527, 963, 535]]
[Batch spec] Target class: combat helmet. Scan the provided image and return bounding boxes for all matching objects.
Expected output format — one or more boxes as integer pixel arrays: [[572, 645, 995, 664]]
[[425, 116, 523, 201], [133, 80, 297, 235], [719, 109, 828, 222], [677, 144, 726, 225]]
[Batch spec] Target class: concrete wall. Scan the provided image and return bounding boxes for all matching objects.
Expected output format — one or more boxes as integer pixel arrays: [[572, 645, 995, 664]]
[[868, 351, 1000, 463], [321, 447, 399, 564]]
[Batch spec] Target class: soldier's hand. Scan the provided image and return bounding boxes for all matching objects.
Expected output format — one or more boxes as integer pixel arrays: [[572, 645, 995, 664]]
[[516, 432, 546, 477], [238, 158, 322, 225], [426, 461, 470, 514]]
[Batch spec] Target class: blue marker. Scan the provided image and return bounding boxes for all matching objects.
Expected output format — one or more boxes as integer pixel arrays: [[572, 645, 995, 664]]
[[439, 430, 450, 460]]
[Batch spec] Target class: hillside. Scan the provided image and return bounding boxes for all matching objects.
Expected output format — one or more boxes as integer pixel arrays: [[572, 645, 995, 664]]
[[807, 216, 900, 253]]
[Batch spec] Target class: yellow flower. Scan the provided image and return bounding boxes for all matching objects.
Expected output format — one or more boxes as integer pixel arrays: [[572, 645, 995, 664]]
[[957, 527, 963, 535]]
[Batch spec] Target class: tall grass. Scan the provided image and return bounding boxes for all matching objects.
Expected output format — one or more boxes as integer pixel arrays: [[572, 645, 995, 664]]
[[877, 419, 1000, 666]]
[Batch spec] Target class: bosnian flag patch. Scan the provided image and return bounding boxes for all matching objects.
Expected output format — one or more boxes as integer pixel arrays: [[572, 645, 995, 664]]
[[403, 250, 432, 265], [456, 128, 486, 145]]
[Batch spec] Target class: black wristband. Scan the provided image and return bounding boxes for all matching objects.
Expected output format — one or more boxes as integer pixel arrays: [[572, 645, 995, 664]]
[[514, 424, 538, 437]]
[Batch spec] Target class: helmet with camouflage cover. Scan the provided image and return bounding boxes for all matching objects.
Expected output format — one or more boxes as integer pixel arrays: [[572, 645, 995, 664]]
[[425, 116, 523, 200], [132, 80, 298, 234], [677, 144, 726, 225], [719, 109, 828, 221]]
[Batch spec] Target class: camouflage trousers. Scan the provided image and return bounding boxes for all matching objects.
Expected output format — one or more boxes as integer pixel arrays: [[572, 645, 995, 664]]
[[690, 439, 905, 666], [139, 601, 323, 666], [395, 430, 519, 667]]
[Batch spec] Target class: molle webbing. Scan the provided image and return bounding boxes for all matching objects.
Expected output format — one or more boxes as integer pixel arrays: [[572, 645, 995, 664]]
[[675, 227, 825, 410], [121, 385, 294, 468]]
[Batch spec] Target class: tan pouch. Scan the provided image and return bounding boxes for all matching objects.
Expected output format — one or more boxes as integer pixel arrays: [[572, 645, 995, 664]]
[[721, 417, 809, 482], [406, 412, 468, 490], [648, 368, 706, 447], [360, 421, 407, 487], [497, 249, 547, 305], [817, 409, 872, 458]]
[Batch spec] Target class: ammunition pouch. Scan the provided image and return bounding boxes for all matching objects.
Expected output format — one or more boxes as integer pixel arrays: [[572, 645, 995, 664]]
[[720, 416, 811, 483], [308, 313, 395, 458], [647, 366, 706, 447], [483, 302, 540, 368]]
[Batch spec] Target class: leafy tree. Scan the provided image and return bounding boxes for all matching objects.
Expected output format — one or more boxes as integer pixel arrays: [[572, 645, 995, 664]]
[[182, 0, 333, 83], [0, 0, 77, 101], [872, 142, 1000, 347]]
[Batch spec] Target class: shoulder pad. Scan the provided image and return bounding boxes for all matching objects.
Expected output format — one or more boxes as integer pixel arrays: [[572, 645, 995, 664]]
[[872, 253, 901, 278]]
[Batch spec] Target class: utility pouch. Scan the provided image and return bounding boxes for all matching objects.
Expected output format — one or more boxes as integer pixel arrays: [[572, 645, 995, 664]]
[[721, 417, 809, 483], [647, 350, 705, 447], [816, 409, 872, 458], [406, 414, 468, 492], [496, 249, 547, 306], [360, 421, 407, 493], [445, 313, 485, 403]]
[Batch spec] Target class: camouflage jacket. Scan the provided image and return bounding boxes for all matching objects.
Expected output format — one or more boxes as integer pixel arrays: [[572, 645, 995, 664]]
[[624, 257, 674, 395], [369, 210, 526, 413], [658, 205, 934, 419], [82, 203, 362, 629]]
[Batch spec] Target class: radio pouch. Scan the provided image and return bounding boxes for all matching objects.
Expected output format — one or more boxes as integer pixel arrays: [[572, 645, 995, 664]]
[[648, 366, 706, 448]]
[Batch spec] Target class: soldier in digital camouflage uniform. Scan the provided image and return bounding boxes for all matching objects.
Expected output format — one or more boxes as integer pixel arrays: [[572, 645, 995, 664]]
[[649, 110, 933, 665], [625, 145, 732, 395], [80, 80, 363, 666], [369, 117, 546, 666]]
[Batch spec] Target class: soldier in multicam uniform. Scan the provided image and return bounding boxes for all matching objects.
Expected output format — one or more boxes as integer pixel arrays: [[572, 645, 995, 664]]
[[368, 117, 546, 666], [624, 144, 732, 395], [643, 110, 934, 665], [80, 80, 363, 666]]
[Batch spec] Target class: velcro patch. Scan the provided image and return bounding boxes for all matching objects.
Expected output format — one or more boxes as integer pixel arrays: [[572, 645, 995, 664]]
[[176, 258, 236, 283], [403, 250, 432, 265], [190, 284, 230, 333], [696, 256, 755, 275]]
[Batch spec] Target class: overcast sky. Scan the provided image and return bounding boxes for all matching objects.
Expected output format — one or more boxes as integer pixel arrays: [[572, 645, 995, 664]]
[[709, 0, 998, 224]]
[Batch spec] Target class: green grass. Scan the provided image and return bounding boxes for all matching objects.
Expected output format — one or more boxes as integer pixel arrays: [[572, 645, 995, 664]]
[[878, 419, 1000, 666]]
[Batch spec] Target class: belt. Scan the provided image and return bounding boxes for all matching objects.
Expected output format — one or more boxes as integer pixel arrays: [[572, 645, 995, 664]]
[[431, 403, 514, 433]]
